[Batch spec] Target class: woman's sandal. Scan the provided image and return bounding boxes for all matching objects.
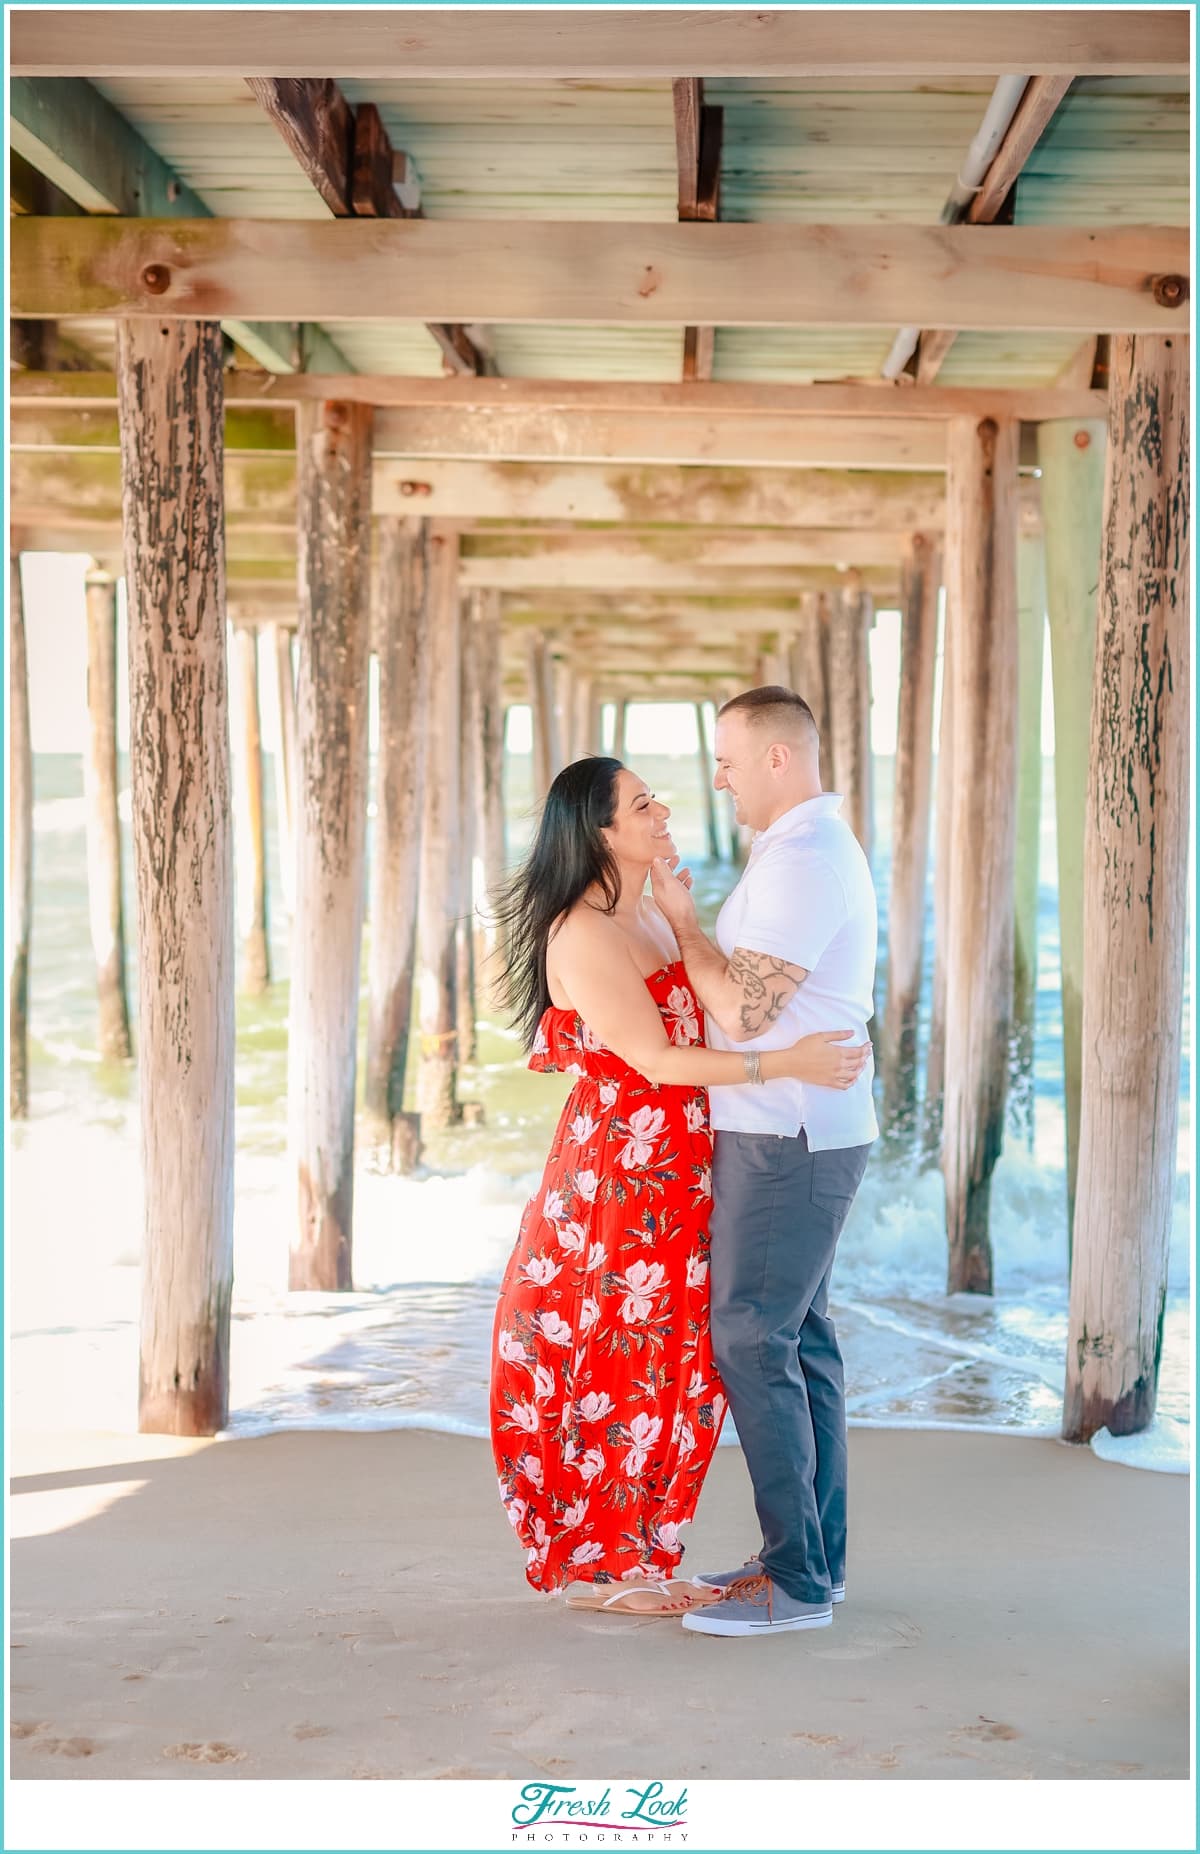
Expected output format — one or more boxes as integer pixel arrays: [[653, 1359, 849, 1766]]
[[564, 1578, 720, 1616]]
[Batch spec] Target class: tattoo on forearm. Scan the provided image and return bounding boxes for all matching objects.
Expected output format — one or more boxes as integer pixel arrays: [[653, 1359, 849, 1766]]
[[728, 949, 804, 1036]]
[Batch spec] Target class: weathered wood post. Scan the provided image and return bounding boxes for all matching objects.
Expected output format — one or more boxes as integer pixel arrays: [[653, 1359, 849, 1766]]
[[1010, 513, 1047, 1142], [1039, 415, 1106, 1234], [554, 658, 575, 766], [457, 594, 480, 1065], [789, 590, 833, 791], [267, 621, 298, 920], [827, 572, 874, 861], [755, 639, 787, 688], [570, 671, 601, 760], [417, 523, 464, 1130], [230, 625, 271, 994], [116, 319, 234, 1433], [923, 608, 953, 1165], [1064, 335, 1190, 1442], [288, 400, 373, 1290], [612, 698, 629, 762], [8, 554, 33, 1119], [941, 417, 1020, 1294], [694, 701, 721, 859], [476, 588, 507, 978], [527, 631, 560, 797], [365, 516, 429, 1173], [882, 534, 939, 1142], [82, 564, 133, 1061]]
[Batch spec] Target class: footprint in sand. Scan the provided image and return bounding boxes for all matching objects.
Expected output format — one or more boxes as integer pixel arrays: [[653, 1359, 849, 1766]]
[[10, 1721, 50, 1740], [292, 1724, 334, 1741], [809, 1613, 922, 1662], [30, 1736, 98, 1758], [162, 1741, 245, 1764], [952, 1717, 1020, 1743]]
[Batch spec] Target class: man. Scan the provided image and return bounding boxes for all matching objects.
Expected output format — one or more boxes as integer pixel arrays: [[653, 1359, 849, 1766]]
[[649, 686, 878, 1637]]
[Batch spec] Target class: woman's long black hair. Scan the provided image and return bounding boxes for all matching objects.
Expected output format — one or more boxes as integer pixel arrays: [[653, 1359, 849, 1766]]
[[492, 756, 626, 1051]]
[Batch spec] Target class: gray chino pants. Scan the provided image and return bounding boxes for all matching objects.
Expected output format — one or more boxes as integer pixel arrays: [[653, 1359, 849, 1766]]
[[709, 1127, 872, 1605]]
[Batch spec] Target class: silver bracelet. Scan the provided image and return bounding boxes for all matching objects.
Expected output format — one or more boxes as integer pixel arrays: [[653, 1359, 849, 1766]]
[[743, 1050, 764, 1086]]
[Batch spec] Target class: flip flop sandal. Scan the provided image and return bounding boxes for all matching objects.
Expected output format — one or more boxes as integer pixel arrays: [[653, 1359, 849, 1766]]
[[564, 1579, 710, 1615]]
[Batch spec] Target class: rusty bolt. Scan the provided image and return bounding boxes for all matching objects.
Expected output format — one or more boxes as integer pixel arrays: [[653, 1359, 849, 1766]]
[[398, 480, 432, 498], [1150, 273, 1188, 309], [1074, 430, 1091, 451], [141, 264, 171, 295]]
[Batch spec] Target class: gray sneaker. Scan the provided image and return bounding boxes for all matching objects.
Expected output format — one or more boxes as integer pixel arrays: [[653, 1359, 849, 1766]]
[[682, 1572, 833, 1637], [693, 1557, 845, 1605]]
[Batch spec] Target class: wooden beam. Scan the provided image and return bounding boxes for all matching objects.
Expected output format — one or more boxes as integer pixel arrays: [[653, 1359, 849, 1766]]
[[913, 76, 1075, 385], [467, 557, 901, 596], [8, 401, 950, 470], [9, 147, 82, 217], [11, 372, 1109, 422], [967, 77, 1075, 226], [388, 408, 946, 469], [13, 218, 1188, 334], [245, 76, 354, 216], [13, 10, 1188, 78], [503, 595, 826, 632], [675, 79, 722, 379], [465, 530, 905, 571], [471, 528, 916, 569], [9, 76, 351, 376], [9, 405, 296, 455], [683, 325, 716, 385], [914, 330, 960, 389], [672, 79, 703, 222], [11, 451, 959, 530], [247, 77, 483, 375]]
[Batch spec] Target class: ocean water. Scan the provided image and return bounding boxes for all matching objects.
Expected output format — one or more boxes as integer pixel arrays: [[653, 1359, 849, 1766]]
[[7, 747, 1192, 1475]]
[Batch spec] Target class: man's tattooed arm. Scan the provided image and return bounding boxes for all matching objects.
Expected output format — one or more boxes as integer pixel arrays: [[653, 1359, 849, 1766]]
[[669, 912, 808, 1045], [727, 947, 807, 1039]]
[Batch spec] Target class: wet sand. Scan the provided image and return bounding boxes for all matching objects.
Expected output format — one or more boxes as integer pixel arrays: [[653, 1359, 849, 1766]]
[[8, 1426, 1190, 1780]]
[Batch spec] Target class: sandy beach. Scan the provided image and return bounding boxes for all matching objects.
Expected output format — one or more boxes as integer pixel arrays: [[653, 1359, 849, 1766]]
[[8, 1425, 1189, 1782]]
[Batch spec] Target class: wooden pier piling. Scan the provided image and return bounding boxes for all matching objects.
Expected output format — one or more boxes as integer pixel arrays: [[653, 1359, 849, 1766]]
[[116, 318, 234, 1433], [941, 417, 1020, 1294], [1064, 336, 1190, 1441], [287, 399, 373, 1290]]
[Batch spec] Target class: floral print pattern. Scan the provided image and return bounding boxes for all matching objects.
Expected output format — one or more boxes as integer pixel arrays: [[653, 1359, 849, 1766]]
[[491, 961, 726, 1590]]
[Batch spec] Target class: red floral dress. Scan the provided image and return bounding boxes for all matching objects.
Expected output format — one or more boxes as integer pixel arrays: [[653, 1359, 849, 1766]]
[[490, 960, 727, 1592]]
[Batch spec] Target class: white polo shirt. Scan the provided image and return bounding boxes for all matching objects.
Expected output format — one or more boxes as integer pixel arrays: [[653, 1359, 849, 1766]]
[[706, 794, 879, 1150]]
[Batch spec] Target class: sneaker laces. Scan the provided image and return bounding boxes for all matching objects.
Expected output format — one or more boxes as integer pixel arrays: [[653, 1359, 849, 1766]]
[[720, 1572, 773, 1612]]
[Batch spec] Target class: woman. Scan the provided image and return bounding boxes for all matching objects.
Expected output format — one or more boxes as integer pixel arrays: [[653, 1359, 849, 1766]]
[[489, 757, 869, 1616]]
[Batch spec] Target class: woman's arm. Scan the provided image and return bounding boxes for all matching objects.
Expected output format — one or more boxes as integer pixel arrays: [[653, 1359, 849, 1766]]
[[551, 913, 866, 1090]]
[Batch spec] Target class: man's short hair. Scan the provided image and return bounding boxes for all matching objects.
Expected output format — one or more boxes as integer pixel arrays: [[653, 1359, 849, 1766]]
[[718, 685, 819, 745]]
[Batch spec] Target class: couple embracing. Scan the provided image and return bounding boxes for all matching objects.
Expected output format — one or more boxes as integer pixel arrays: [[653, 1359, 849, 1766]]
[[490, 686, 878, 1638]]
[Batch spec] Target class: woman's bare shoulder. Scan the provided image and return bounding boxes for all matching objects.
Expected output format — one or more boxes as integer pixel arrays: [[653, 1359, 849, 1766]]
[[549, 900, 619, 960]]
